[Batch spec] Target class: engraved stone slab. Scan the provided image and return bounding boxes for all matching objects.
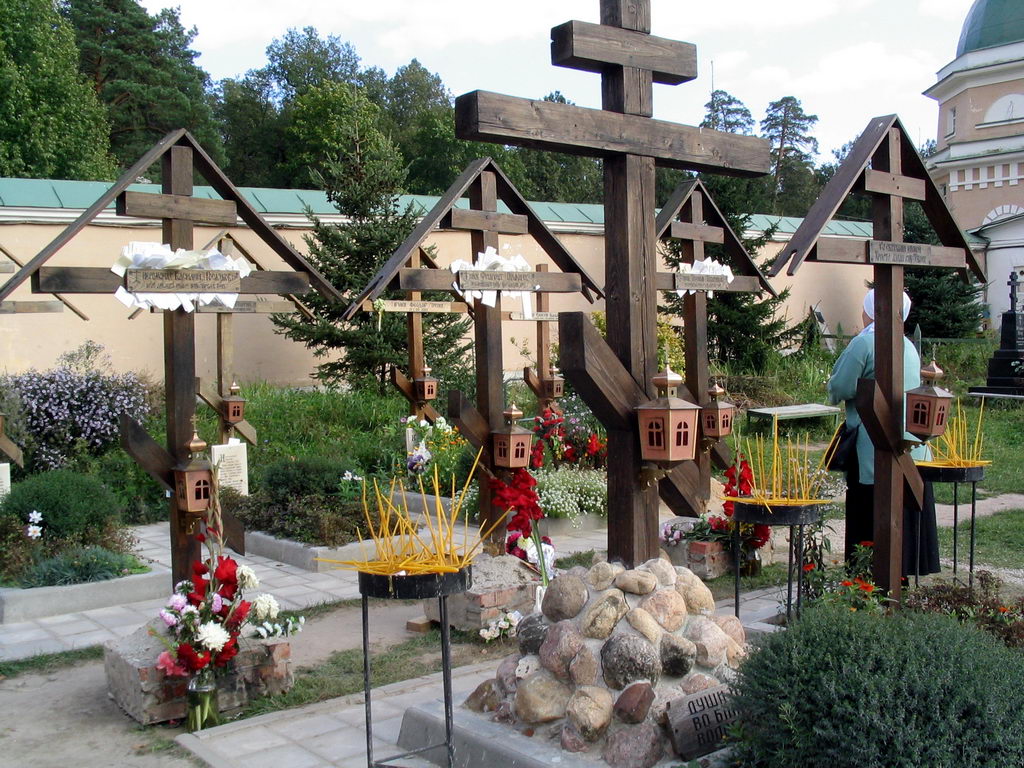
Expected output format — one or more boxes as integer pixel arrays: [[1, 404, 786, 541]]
[[210, 442, 248, 495], [126, 269, 241, 293], [666, 684, 738, 760], [458, 271, 542, 291], [673, 273, 730, 292]]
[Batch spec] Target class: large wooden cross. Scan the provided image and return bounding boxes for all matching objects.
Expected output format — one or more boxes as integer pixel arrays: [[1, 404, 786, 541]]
[[456, 0, 769, 565], [769, 115, 983, 597], [4, 131, 340, 585]]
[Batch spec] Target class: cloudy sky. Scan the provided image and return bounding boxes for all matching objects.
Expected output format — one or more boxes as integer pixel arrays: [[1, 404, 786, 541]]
[[141, 0, 977, 161]]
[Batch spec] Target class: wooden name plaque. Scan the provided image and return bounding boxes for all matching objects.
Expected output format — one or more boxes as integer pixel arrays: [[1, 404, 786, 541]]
[[363, 299, 469, 314], [126, 269, 241, 293], [674, 273, 730, 292], [868, 241, 966, 268], [666, 684, 738, 759], [508, 311, 559, 322], [458, 271, 541, 292]]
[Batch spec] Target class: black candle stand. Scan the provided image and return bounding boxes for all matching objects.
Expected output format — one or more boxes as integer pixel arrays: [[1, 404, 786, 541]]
[[917, 464, 985, 589], [731, 501, 822, 622], [358, 567, 472, 768]]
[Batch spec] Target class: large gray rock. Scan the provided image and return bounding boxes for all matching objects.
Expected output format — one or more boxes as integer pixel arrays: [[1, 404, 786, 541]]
[[614, 569, 658, 595], [639, 588, 687, 631], [580, 589, 629, 639], [566, 685, 613, 741], [685, 616, 731, 668], [625, 608, 663, 645], [601, 723, 664, 768], [539, 620, 584, 680], [542, 574, 589, 622], [495, 653, 521, 695], [638, 558, 677, 587], [660, 633, 697, 677], [517, 613, 548, 655], [680, 671, 718, 695], [560, 722, 588, 752], [614, 682, 655, 724], [587, 561, 617, 590], [464, 679, 502, 712], [601, 633, 661, 690], [569, 644, 599, 686], [513, 673, 572, 723], [712, 614, 746, 646], [675, 570, 715, 614]]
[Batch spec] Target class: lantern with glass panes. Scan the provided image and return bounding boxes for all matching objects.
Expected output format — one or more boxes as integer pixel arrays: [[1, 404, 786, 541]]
[[173, 430, 213, 515], [701, 383, 736, 441], [906, 360, 954, 440], [545, 365, 565, 400], [636, 365, 701, 464], [221, 382, 246, 424], [492, 404, 533, 468], [414, 364, 439, 402]]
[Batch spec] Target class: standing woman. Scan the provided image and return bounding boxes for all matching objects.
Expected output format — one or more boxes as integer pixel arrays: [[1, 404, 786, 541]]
[[827, 289, 940, 578]]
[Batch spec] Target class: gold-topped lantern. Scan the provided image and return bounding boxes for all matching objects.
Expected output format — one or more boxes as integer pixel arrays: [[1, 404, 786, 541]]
[[414, 364, 439, 402], [636, 364, 701, 463], [493, 404, 533, 469], [221, 382, 246, 424], [906, 360, 954, 440], [174, 430, 213, 515], [545, 365, 565, 400], [701, 383, 736, 440]]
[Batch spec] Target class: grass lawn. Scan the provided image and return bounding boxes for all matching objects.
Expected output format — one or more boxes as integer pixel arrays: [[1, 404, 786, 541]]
[[937, 508, 1024, 569]]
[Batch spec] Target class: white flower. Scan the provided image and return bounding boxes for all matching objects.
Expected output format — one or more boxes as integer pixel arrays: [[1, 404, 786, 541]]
[[236, 564, 259, 590], [195, 621, 231, 652], [26, 525, 42, 540], [419, 419, 428, 428], [252, 593, 279, 621], [28, 510, 42, 524]]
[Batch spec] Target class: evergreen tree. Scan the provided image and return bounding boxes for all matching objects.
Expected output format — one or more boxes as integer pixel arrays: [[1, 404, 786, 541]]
[[265, 26, 361, 101], [214, 71, 288, 188], [761, 96, 819, 215], [701, 89, 755, 134], [0, 0, 116, 180], [64, 0, 223, 170], [272, 82, 471, 388]]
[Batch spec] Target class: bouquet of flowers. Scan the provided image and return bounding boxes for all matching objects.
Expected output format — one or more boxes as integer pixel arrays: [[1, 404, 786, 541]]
[[491, 468, 554, 586], [152, 489, 302, 731], [479, 609, 523, 642]]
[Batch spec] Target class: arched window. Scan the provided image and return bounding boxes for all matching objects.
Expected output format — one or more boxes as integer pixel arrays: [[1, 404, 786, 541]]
[[936, 406, 947, 427], [194, 479, 211, 501], [647, 419, 665, 449], [912, 401, 929, 426], [514, 442, 526, 459], [496, 440, 508, 459], [675, 420, 690, 447]]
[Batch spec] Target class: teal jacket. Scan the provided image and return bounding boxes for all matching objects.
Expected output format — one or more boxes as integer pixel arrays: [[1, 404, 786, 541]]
[[827, 332, 930, 485]]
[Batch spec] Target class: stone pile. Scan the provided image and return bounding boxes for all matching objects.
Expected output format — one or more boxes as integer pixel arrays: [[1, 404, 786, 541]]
[[464, 556, 745, 768]]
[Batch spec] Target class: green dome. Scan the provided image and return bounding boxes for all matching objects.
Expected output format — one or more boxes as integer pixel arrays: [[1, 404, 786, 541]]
[[957, 0, 1024, 56]]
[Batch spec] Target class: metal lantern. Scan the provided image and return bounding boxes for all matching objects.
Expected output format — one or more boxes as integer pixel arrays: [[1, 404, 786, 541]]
[[174, 431, 213, 515], [222, 382, 246, 424], [492, 404, 533, 469], [702, 384, 736, 440], [636, 364, 701, 464], [906, 360, 954, 440], [544, 365, 565, 400], [414, 364, 439, 402]]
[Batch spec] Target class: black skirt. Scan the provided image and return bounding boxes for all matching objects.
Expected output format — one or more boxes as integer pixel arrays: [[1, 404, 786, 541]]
[[844, 448, 941, 577]]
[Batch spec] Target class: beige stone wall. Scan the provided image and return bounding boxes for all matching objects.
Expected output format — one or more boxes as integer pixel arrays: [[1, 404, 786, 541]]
[[936, 81, 1024, 150], [0, 219, 870, 385]]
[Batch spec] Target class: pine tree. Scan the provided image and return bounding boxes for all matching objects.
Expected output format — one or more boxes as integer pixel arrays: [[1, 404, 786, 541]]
[[701, 89, 755, 134], [272, 82, 471, 388], [0, 0, 116, 180], [761, 96, 819, 215]]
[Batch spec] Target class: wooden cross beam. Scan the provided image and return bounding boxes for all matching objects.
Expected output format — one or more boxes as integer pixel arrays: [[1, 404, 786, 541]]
[[459, 0, 769, 566]]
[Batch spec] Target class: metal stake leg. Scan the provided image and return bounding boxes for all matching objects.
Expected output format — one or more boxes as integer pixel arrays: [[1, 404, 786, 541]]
[[439, 595, 454, 768], [952, 481, 959, 582], [786, 525, 795, 621], [914, 499, 922, 589], [733, 526, 741, 619], [362, 595, 373, 768], [795, 525, 805, 618], [969, 481, 978, 592]]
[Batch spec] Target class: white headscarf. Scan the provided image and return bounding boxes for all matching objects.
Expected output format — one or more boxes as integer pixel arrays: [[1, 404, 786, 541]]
[[858, 288, 912, 336]]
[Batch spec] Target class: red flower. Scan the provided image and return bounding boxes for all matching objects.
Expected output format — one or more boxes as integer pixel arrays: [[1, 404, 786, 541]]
[[213, 635, 239, 667], [841, 580, 854, 587], [228, 600, 252, 628], [859, 541, 874, 548], [176, 643, 211, 672], [999, 606, 1011, 614], [803, 562, 815, 572], [215, 556, 239, 600], [563, 446, 578, 463], [859, 583, 875, 593], [192, 560, 209, 578]]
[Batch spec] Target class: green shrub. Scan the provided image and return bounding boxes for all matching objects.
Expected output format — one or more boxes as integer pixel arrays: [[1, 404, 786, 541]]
[[223, 489, 374, 547], [19, 546, 146, 587], [905, 570, 1024, 648], [730, 604, 1024, 767], [260, 457, 357, 506], [0, 470, 121, 542], [69, 447, 166, 524]]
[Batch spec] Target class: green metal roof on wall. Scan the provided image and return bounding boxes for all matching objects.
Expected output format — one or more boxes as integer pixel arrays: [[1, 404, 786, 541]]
[[957, 0, 1024, 56]]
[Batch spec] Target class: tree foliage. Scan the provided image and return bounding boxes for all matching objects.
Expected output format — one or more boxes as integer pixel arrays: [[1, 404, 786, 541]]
[[0, 0, 116, 180], [64, 0, 223, 171], [761, 96, 819, 215], [701, 89, 755, 134], [272, 83, 470, 388]]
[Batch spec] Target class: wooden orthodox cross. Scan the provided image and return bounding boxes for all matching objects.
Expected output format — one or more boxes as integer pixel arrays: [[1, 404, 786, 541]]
[[344, 158, 601, 543], [2, 130, 341, 585], [456, 0, 769, 565], [769, 115, 983, 598]]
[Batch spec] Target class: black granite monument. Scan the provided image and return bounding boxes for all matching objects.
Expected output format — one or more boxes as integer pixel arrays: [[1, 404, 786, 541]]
[[971, 271, 1024, 397]]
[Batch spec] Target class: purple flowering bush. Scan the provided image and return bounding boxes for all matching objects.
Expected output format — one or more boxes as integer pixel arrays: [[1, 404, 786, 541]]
[[3, 365, 149, 470]]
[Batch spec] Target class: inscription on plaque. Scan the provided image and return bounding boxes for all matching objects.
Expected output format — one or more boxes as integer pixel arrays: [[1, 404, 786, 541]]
[[458, 271, 541, 292], [673, 273, 730, 292], [372, 300, 468, 313], [508, 311, 560, 322], [126, 269, 241, 293], [868, 242, 930, 266], [210, 443, 248, 496], [667, 685, 738, 759]]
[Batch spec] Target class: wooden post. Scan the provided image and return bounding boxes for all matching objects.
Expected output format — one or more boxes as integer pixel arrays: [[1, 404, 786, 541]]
[[162, 146, 201, 585], [870, 127, 906, 600], [407, 249, 427, 421], [470, 171, 506, 548], [681, 191, 712, 502]]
